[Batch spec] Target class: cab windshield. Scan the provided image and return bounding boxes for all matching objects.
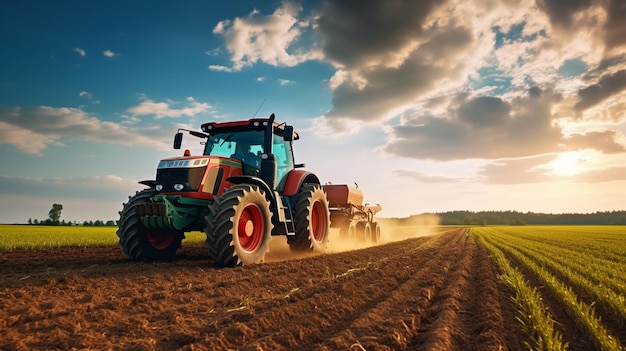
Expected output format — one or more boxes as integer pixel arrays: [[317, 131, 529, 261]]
[[203, 128, 294, 182], [203, 130, 264, 158]]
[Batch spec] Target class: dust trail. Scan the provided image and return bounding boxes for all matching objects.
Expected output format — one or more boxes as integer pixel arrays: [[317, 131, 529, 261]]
[[265, 214, 442, 262], [378, 213, 442, 243]]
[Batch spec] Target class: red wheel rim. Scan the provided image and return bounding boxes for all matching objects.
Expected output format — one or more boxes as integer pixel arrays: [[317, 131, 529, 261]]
[[237, 203, 264, 252], [146, 229, 176, 249], [311, 200, 327, 242]]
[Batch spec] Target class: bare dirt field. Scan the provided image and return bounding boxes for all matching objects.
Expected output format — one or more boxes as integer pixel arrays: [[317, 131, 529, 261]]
[[1, 227, 527, 350]]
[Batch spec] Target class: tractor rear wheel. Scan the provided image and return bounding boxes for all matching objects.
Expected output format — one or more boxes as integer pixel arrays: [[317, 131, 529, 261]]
[[117, 189, 183, 261], [354, 221, 367, 242], [371, 222, 381, 243], [348, 222, 357, 241], [364, 222, 372, 242], [288, 184, 330, 252], [206, 184, 273, 267]]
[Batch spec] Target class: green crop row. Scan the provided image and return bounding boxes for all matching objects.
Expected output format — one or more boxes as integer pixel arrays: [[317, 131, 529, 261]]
[[483, 230, 626, 322], [475, 233, 567, 351], [0, 225, 206, 250], [474, 226, 625, 351]]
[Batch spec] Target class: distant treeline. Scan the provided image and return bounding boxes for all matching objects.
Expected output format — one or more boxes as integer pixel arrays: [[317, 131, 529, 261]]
[[27, 219, 117, 226], [385, 210, 626, 226]]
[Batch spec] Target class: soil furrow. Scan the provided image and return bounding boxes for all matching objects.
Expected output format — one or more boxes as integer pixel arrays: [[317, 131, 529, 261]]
[[1, 227, 526, 351]]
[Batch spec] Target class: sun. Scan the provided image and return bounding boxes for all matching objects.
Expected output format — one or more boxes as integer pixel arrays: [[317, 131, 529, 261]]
[[550, 151, 583, 176]]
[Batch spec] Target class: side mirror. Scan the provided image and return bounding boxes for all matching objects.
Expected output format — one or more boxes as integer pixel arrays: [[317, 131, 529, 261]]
[[283, 125, 294, 142], [173, 132, 183, 149]]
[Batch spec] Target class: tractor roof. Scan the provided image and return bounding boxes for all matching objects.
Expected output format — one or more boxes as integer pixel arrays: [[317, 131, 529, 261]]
[[200, 117, 299, 140]]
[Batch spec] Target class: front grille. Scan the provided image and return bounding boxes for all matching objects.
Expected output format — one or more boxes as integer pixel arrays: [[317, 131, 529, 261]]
[[156, 166, 206, 192]]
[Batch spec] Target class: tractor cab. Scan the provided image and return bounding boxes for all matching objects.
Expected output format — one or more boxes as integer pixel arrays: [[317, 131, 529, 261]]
[[174, 114, 298, 190]]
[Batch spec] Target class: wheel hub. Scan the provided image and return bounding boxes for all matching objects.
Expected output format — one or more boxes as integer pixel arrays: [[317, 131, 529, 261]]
[[244, 219, 254, 236]]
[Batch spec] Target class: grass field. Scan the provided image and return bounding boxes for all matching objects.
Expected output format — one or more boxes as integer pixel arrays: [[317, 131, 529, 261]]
[[473, 225, 626, 351], [0, 225, 206, 250]]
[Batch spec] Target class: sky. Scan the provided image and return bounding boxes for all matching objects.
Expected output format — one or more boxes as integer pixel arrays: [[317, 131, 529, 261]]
[[1, 0, 625, 223]]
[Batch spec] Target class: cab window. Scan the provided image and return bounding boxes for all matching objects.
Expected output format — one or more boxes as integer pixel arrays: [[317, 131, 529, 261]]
[[273, 134, 294, 182]]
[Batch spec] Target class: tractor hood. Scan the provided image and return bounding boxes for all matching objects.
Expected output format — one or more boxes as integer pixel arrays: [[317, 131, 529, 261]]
[[154, 155, 243, 197]]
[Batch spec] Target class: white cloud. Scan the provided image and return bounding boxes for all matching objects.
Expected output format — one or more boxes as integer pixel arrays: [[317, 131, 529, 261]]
[[208, 64, 234, 72], [0, 106, 172, 155], [103, 50, 118, 58], [73, 47, 86, 56], [127, 96, 212, 119], [212, 1, 315, 71], [278, 78, 294, 85]]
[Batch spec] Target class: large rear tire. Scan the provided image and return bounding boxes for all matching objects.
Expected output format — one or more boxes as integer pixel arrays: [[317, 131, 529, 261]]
[[117, 189, 183, 261], [288, 184, 330, 252], [371, 222, 381, 243], [206, 184, 273, 267]]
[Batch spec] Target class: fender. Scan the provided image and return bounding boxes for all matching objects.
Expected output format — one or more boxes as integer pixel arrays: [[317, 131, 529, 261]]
[[139, 180, 156, 188], [279, 170, 321, 196], [226, 176, 276, 202]]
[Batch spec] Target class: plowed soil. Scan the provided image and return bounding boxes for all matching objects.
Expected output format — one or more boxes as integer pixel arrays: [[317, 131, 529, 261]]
[[1, 228, 527, 350]]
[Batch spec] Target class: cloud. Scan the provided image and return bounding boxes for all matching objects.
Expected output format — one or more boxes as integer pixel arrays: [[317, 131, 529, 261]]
[[0, 174, 139, 199], [383, 88, 568, 160], [0, 106, 171, 155], [103, 50, 118, 58], [479, 155, 555, 184], [208, 64, 234, 72], [79, 91, 100, 104], [127, 96, 212, 119], [575, 70, 626, 111], [577, 166, 626, 182], [278, 78, 294, 85], [535, 0, 594, 29], [391, 169, 460, 184], [74, 47, 86, 56], [563, 130, 626, 153], [212, 1, 315, 71], [209, 0, 626, 165]]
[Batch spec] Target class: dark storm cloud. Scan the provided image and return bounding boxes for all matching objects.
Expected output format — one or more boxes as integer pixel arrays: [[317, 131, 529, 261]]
[[384, 88, 563, 161], [535, 0, 594, 29], [325, 24, 473, 121], [604, 0, 626, 49], [564, 131, 626, 153], [575, 70, 626, 111], [316, 0, 442, 67], [537, 0, 626, 52], [458, 96, 511, 128], [312, 0, 482, 122]]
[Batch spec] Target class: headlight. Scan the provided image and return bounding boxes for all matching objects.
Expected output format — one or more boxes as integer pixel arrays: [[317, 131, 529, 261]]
[[174, 183, 185, 191], [155, 184, 163, 191]]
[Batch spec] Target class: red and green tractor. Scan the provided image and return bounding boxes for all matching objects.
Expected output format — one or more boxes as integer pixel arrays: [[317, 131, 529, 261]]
[[117, 114, 381, 267]]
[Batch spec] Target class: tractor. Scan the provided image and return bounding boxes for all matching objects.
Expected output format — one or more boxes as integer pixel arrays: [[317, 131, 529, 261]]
[[117, 113, 381, 267], [117, 114, 330, 267]]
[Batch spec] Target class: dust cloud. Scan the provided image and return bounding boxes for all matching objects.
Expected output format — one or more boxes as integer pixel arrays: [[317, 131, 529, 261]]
[[264, 214, 441, 262]]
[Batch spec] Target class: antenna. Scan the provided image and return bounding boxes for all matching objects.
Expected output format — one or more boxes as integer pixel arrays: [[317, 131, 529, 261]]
[[252, 98, 266, 118]]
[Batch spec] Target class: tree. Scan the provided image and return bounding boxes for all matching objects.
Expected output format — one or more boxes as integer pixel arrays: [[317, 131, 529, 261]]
[[48, 204, 63, 225]]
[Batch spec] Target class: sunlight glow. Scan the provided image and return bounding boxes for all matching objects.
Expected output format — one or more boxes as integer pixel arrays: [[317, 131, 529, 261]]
[[550, 152, 583, 176]]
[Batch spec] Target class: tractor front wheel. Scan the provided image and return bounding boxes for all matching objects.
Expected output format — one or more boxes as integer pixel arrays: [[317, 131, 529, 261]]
[[206, 184, 273, 267], [288, 184, 330, 252], [117, 189, 183, 261]]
